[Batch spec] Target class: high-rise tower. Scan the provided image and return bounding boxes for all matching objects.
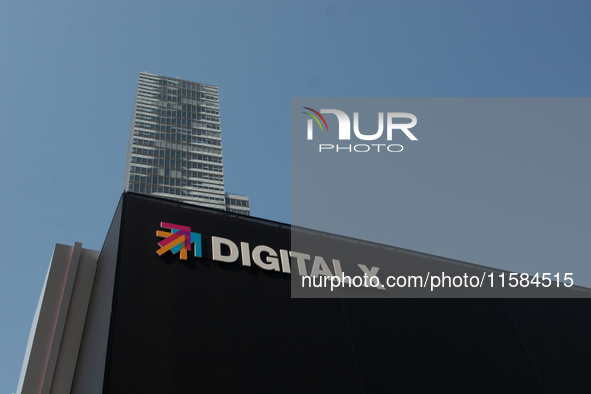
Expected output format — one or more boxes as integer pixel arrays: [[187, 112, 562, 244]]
[[123, 72, 249, 214]]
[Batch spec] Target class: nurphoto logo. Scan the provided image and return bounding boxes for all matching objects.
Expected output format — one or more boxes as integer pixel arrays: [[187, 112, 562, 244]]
[[303, 107, 418, 153]]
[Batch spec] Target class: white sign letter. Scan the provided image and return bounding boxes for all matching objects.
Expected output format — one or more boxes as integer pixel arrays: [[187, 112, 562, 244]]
[[252, 245, 280, 271], [212, 237, 239, 263]]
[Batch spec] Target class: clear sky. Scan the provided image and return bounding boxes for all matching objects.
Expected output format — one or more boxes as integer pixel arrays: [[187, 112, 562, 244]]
[[1, 1, 590, 392]]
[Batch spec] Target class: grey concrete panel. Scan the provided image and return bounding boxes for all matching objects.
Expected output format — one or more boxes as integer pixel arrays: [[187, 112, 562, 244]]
[[70, 197, 123, 394]]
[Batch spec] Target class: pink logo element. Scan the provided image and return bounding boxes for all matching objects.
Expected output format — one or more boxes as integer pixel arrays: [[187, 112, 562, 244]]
[[156, 222, 201, 260]]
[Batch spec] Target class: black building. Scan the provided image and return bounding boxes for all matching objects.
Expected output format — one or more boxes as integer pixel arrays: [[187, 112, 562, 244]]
[[17, 193, 591, 393]]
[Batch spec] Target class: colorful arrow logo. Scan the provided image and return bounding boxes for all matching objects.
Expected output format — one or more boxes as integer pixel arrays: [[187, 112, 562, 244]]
[[156, 222, 201, 260]]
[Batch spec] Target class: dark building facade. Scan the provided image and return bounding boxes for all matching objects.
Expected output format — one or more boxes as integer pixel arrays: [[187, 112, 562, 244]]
[[18, 193, 591, 393]]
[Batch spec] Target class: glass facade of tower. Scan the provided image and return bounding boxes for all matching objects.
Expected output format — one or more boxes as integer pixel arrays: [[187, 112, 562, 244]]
[[225, 193, 250, 215], [123, 72, 227, 210]]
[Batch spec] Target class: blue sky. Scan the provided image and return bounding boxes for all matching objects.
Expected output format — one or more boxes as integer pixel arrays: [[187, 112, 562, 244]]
[[1, 1, 590, 392]]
